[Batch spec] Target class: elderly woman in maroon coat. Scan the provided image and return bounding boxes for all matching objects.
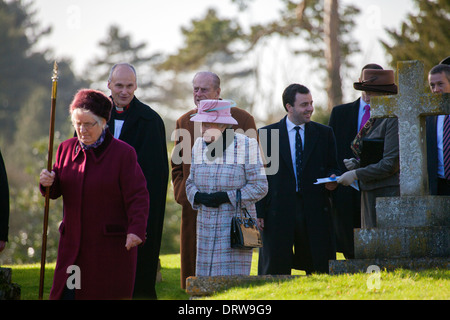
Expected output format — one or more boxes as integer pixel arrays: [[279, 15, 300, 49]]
[[39, 89, 149, 300]]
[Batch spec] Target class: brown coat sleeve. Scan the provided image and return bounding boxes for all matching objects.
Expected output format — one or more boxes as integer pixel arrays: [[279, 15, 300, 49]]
[[171, 113, 192, 206]]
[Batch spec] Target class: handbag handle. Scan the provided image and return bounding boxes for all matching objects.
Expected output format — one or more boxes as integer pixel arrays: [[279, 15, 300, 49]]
[[235, 189, 252, 220], [235, 189, 242, 218]]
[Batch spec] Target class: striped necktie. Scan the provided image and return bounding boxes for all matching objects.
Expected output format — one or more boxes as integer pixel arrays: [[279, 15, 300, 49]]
[[294, 126, 303, 191], [444, 115, 450, 180]]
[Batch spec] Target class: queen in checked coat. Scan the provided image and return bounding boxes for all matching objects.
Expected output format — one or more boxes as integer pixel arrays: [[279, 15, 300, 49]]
[[185, 100, 267, 276], [39, 90, 149, 300]]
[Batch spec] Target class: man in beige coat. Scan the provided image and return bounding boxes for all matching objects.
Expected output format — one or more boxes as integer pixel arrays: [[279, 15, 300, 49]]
[[171, 71, 256, 288], [338, 69, 399, 228]]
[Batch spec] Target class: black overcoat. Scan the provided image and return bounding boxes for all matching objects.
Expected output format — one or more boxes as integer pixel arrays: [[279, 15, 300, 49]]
[[107, 96, 169, 299], [0, 148, 9, 242], [328, 99, 362, 258], [257, 116, 339, 274]]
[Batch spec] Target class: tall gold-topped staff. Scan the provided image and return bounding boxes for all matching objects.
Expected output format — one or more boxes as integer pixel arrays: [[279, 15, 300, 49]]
[[39, 61, 58, 300]]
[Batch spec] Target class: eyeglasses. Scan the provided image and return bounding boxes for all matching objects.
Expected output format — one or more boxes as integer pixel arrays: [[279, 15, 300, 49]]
[[72, 121, 98, 130]]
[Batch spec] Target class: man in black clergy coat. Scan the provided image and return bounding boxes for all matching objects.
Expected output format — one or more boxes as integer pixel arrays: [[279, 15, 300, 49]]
[[0, 147, 9, 253], [107, 63, 169, 299], [257, 84, 339, 275], [328, 63, 383, 258]]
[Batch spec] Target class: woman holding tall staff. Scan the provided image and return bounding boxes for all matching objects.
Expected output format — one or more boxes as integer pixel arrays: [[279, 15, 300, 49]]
[[39, 89, 149, 300]]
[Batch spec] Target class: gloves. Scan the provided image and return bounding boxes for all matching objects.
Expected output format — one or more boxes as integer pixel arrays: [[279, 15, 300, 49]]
[[337, 170, 357, 186], [194, 192, 230, 207], [343, 158, 360, 170]]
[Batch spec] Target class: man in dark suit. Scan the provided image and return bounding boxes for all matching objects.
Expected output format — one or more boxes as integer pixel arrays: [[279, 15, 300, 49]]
[[107, 63, 169, 299], [257, 84, 339, 275], [328, 63, 383, 258], [426, 63, 450, 195]]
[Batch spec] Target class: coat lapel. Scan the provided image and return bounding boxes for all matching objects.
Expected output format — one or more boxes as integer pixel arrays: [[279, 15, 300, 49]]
[[350, 98, 361, 135], [279, 116, 295, 177], [302, 122, 318, 168]]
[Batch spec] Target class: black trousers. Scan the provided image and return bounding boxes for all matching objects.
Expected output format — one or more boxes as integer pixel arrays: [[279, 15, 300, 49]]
[[437, 178, 450, 195], [292, 193, 314, 274], [258, 193, 332, 275]]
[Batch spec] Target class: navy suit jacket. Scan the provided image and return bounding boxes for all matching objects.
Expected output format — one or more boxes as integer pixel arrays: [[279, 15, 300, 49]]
[[257, 116, 339, 274]]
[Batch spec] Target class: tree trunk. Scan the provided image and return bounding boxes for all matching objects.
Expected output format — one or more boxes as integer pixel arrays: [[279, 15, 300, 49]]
[[324, 0, 343, 111]]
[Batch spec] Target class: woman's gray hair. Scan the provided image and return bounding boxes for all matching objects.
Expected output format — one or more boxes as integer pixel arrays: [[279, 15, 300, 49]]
[[71, 108, 105, 127]]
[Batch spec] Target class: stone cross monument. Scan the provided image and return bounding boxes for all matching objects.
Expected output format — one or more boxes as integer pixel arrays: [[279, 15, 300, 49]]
[[369, 60, 450, 196], [329, 60, 450, 274]]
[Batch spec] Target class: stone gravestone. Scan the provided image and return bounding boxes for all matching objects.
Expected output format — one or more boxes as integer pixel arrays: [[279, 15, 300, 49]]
[[186, 274, 299, 297], [0, 267, 21, 300], [329, 60, 450, 274]]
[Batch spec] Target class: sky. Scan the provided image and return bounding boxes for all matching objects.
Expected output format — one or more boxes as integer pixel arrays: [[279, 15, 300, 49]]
[[30, 0, 416, 115]]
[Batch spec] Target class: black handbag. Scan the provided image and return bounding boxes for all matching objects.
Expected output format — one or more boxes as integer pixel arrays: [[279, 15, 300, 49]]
[[360, 138, 384, 167], [230, 189, 262, 249]]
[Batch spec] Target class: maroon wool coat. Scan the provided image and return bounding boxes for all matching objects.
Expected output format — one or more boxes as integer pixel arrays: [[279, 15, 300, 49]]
[[42, 131, 149, 300]]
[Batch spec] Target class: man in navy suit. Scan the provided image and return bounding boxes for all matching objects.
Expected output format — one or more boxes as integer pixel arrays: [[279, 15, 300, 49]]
[[328, 63, 383, 258], [257, 84, 339, 275], [426, 63, 450, 195]]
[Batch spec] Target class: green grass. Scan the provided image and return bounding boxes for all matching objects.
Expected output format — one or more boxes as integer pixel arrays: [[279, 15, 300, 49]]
[[204, 268, 449, 300], [4, 253, 449, 300], [2, 262, 55, 300], [155, 254, 190, 300]]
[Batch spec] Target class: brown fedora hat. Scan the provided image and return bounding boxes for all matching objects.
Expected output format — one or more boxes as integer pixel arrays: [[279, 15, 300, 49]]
[[353, 69, 398, 94]]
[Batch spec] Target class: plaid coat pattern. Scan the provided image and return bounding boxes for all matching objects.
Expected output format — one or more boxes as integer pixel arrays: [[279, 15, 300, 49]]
[[186, 133, 268, 276]]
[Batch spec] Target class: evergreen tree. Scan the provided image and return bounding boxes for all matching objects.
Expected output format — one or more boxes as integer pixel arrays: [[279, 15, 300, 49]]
[[0, 0, 51, 140], [85, 25, 163, 101], [0, 0, 88, 264], [381, 0, 450, 81], [156, 8, 257, 117], [159, 8, 244, 72], [241, 0, 360, 111]]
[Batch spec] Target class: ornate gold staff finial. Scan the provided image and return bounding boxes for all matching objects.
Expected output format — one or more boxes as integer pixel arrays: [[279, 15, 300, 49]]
[[51, 61, 58, 99], [52, 61, 58, 79]]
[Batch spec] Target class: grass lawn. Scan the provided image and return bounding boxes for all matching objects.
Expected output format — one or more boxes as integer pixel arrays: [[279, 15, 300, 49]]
[[4, 252, 449, 300]]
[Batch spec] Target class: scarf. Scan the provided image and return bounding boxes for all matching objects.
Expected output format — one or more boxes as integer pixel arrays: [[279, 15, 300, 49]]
[[351, 118, 375, 159], [80, 127, 107, 150], [205, 129, 235, 161]]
